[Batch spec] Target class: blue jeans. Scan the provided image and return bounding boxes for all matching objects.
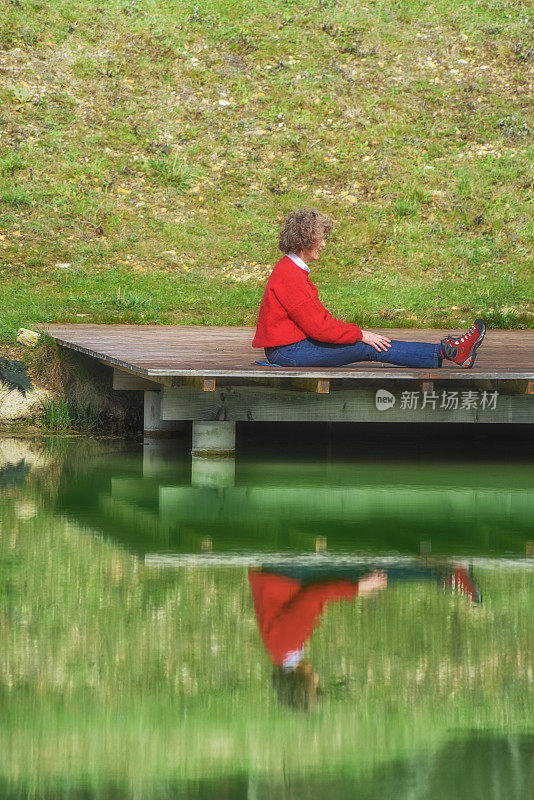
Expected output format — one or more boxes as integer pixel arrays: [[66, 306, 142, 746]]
[[265, 338, 442, 368]]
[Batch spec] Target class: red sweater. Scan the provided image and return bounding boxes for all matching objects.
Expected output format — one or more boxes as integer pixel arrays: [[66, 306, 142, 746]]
[[252, 256, 363, 348], [248, 571, 359, 666]]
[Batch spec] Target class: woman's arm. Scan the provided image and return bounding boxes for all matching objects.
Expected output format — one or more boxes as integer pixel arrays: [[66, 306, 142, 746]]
[[272, 268, 390, 348], [286, 296, 363, 344], [265, 572, 387, 659]]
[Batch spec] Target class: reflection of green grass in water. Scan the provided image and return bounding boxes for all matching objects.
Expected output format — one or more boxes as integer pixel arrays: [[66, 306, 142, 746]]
[[0, 502, 532, 795]]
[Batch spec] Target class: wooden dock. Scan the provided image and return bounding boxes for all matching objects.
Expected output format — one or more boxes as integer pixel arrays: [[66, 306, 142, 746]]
[[41, 325, 534, 447], [42, 324, 534, 380]]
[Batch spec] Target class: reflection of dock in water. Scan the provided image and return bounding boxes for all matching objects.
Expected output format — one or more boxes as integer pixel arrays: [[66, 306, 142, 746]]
[[143, 553, 533, 573], [53, 441, 534, 559]]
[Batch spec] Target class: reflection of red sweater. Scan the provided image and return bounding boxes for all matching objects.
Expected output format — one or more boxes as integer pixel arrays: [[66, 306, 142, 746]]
[[248, 571, 359, 666], [252, 256, 362, 348]]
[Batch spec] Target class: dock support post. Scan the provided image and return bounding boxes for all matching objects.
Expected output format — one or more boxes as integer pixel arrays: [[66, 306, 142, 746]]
[[144, 391, 184, 434], [191, 421, 236, 456], [191, 421, 236, 488], [191, 455, 235, 488]]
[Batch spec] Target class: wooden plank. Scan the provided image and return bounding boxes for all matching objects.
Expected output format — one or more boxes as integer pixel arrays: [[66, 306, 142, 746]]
[[37, 324, 534, 382], [527, 381, 534, 395], [161, 385, 534, 424], [113, 368, 162, 391], [149, 368, 532, 380], [145, 553, 534, 568]]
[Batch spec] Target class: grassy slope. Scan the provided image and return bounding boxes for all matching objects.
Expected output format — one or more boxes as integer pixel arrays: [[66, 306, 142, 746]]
[[0, 0, 532, 344]]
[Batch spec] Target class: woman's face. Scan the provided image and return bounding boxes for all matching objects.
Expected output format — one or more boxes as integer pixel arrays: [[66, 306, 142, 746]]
[[300, 235, 326, 263]]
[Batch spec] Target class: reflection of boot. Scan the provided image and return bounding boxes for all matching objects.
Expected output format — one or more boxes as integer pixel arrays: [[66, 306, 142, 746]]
[[443, 565, 482, 604], [441, 319, 486, 368]]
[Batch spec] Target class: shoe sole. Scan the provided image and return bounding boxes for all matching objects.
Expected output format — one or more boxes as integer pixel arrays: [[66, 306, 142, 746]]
[[459, 320, 486, 369]]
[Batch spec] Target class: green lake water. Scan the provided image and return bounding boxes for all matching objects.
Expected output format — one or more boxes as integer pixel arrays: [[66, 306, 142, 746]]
[[1, 428, 533, 799]]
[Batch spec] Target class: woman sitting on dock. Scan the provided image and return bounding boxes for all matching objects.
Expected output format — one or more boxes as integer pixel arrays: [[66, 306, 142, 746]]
[[252, 209, 486, 369]]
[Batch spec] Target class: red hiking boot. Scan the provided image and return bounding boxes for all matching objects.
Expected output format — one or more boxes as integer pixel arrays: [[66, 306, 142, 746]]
[[441, 319, 486, 368]]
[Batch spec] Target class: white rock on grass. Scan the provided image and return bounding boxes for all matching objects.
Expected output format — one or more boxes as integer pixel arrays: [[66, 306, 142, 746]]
[[17, 328, 41, 347]]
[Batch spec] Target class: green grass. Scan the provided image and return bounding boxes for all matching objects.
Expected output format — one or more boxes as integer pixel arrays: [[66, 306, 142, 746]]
[[0, 0, 532, 344], [40, 396, 72, 433], [40, 395, 101, 433]]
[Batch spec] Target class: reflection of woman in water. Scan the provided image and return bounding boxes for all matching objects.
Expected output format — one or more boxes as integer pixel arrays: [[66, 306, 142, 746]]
[[249, 567, 387, 709], [249, 562, 480, 709]]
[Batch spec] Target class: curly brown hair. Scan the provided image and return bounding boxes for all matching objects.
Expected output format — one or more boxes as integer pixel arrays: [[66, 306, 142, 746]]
[[278, 209, 334, 254], [272, 661, 319, 710]]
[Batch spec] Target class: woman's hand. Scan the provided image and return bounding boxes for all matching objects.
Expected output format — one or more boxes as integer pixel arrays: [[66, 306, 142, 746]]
[[360, 330, 392, 352], [358, 570, 388, 597]]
